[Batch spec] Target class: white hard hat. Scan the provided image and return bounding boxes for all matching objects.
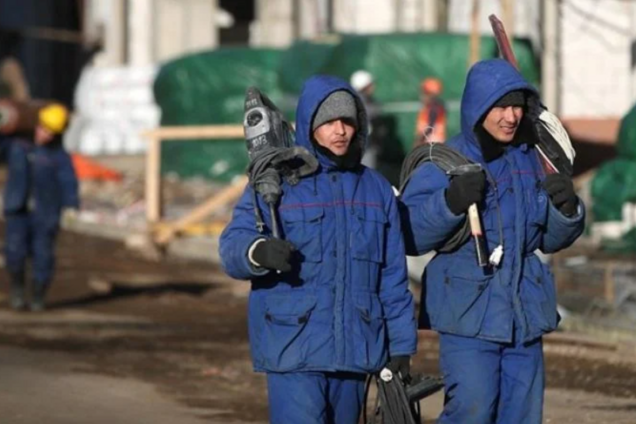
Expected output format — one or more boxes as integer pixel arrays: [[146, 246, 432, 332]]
[[350, 70, 374, 91]]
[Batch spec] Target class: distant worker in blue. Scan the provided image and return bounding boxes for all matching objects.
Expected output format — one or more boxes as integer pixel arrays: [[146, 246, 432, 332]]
[[4, 103, 79, 312], [220, 75, 417, 424], [400, 59, 585, 423]]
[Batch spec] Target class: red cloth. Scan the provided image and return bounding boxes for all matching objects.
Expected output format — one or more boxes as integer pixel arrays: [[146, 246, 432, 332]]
[[71, 154, 122, 181]]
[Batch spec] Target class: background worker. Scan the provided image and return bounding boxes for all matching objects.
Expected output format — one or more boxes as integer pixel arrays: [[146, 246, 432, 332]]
[[4, 103, 79, 311], [414, 77, 447, 147]]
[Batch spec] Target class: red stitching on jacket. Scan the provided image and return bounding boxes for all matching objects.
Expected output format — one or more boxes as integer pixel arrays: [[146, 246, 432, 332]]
[[279, 201, 382, 210]]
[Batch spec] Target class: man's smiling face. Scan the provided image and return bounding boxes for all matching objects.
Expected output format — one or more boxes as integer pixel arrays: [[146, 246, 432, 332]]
[[482, 105, 524, 143]]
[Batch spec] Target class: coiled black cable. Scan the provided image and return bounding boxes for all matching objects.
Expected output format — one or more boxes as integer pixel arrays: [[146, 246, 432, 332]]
[[399, 143, 474, 252], [398, 142, 504, 257], [248, 146, 319, 237]]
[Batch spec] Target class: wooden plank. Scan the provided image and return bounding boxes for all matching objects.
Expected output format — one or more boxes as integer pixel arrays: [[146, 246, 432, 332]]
[[143, 125, 244, 140], [500, 0, 514, 42], [88, 271, 220, 294], [153, 221, 228, 237], [469, 0, 481, 67], [145, 136, 162, 223], [153, 175, 248, 245]]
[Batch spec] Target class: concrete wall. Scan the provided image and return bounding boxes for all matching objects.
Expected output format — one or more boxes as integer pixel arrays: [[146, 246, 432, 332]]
[[252, 0, 294, 48], [86, 0, 219, 67], [86, 0, 127, 67], [252, 0, 442, 46], [560, 0, 633, 118], [152, 0, 218, 63], [332, 0, 396, 34]]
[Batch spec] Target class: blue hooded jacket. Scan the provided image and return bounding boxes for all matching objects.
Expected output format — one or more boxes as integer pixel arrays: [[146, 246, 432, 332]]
[[3, 137, 79, 227], [400, 59, 585, 343], [220, 76, 417, 373]]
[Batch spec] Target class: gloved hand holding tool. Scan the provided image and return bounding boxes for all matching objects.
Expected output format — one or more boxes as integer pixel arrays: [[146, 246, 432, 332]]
[[446, 164, 488, 267], [385, 356, 412, 383], [250, 238, 296, 273], [542, 173, 577, 217], [399, 144, 493, 267], [243, 87, 318, 239]]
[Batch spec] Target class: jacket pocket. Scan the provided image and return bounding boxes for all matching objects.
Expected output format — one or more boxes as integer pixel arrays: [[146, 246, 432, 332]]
[[352, 293, 387, 371], [262, 294, 317, 371], [351, 206, 387, 264], [281, 207, 324, 263], [439, 265, 491, 336], [522, 257, 558, 333]]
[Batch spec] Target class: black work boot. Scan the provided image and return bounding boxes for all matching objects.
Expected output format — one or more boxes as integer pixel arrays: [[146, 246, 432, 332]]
[[30, 283, 49, 312], [8, 272, 26, 311]]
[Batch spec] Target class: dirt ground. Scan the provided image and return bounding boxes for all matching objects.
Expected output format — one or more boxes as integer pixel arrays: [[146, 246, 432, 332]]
[[1, 227, 636, 423]]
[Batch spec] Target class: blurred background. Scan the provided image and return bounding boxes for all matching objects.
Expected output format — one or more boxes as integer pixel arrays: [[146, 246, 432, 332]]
[[1, 1, 636, 422]]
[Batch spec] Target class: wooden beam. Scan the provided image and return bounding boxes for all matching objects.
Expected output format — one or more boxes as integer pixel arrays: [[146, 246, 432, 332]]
[[541, 0, 560, 113], [145, 136, 162, 223], [469, 0, 481, 68], [143, 125, 244, 140], [500, 0, 514, 41], [153, 175, 249, 245]]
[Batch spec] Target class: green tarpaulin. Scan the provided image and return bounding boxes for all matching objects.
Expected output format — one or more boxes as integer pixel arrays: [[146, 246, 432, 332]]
[[591, 96, 636, 253], [154, 48, 284, 181], [617, 103, 636, 160], [591, 159, 636, 222], [591, 102, 636, 225]]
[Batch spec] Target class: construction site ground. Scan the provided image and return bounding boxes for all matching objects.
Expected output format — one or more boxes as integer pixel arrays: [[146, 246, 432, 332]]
[[0, 226, 635, 423]]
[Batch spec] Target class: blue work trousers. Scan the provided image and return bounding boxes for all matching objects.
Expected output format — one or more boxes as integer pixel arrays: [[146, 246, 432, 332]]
[[438, 330, 544, 424], [5, 213, 58, 286], [267, 371, 366, 424]]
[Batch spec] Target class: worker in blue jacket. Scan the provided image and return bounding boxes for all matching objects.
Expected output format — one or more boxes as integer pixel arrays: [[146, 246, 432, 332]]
[[220, 76, 417, 424], [400, 59, 585, 423], [4, 104, 79, 312]]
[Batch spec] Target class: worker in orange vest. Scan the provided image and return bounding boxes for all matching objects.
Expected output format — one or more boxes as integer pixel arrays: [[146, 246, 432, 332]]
[[414, 77, 447, 147]]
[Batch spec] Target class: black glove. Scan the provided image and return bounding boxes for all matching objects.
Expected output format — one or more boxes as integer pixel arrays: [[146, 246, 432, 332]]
[[386, 355, 411, 382], [445, 171, 486, 215], [251, 238, 296, 272], [542, 173, 577, 217]]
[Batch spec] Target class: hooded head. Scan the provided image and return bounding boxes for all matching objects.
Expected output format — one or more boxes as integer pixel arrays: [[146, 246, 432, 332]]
[[296, 75, 368, 169], [460, 59, 539, 161]]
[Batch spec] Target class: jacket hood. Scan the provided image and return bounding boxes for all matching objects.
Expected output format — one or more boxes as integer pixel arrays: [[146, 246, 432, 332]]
[[295, 75, 368, 168], [460, 59, 538, 146]]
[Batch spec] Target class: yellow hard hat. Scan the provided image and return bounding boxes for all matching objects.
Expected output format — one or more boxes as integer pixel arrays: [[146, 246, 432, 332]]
[[39, 103, 69, 134]]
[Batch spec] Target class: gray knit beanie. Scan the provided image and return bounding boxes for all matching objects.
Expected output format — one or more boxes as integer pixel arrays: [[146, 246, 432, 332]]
[[493, 90, 526, 108], [312, 90, 358, 131]]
